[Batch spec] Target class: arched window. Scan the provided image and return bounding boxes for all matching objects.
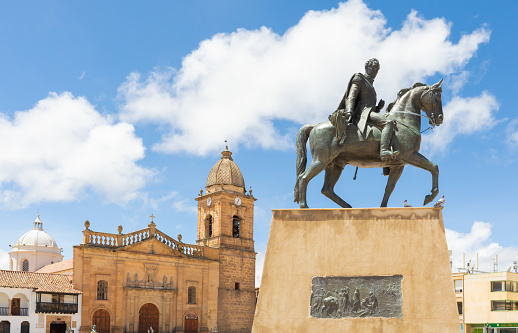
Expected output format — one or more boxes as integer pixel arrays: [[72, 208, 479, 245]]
[[20, 322, 29, 333], [232, 216, 240, 238], [206, 215, 213, 238], [22, 260, 29, 272], [188, 286, 196, 304], [97, 280, 108, 300]]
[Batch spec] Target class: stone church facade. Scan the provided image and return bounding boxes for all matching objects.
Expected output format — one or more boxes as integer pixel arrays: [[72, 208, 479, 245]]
[[73, 147, 256, 333]]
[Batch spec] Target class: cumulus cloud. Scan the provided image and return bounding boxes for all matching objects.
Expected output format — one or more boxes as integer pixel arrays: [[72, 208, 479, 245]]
[[0, 92, 154, 208], [446, 221, 518, 273], [118, 0, 491, 156], [422, 91, 499, 154]]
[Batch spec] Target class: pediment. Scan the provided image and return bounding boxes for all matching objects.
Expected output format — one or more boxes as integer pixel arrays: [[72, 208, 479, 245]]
[[117, 237, 186, 257]]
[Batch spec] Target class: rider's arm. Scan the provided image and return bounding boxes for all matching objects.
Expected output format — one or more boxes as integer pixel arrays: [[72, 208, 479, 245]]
[[345, 82, 359, 120]]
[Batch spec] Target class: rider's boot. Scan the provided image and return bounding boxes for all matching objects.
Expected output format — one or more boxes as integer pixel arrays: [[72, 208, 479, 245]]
[[380, 120, 399, 161]]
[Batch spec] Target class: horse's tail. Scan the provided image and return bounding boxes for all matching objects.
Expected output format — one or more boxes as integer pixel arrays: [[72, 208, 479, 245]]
[[294, 124, 315, 203]]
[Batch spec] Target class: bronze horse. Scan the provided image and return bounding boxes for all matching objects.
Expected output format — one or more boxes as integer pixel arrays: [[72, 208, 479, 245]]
[[294, 80, 444, 208]]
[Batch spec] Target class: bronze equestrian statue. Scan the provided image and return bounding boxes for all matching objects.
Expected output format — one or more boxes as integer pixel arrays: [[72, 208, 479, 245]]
[[294, 58, 444, 208]]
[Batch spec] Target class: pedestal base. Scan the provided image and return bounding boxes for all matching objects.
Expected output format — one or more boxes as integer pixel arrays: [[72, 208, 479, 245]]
[[252, 208, 461, 333]]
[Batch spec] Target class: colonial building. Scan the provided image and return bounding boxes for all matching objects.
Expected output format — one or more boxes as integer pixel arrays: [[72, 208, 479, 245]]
[[9, 216, 63, 272], [0, 270, 81, 333], [73, 146, 256, 333]]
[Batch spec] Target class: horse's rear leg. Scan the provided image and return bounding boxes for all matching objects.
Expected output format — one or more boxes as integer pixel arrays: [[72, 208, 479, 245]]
[[298, 160, 327, 209], [321, 163, 352, 208], [380, 166, 404, 207]]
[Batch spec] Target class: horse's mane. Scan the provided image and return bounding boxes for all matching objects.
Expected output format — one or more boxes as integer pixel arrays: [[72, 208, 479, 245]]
[[387, 82, 427, 112]]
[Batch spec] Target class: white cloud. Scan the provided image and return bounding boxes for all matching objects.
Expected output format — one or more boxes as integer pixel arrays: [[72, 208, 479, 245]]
[[78, 71, 86, 80], [118, 0, 491, 156], [422, 91, 499, 154], [446, 221, 518, 273], [0, 249, 9, 270], [0, 92, 155, 208], [506, 119, 518, 147], [172, 199, 197, 214]]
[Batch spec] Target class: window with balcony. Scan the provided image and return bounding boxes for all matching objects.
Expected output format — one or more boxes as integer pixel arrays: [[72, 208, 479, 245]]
[[35, 293, 78, 314]]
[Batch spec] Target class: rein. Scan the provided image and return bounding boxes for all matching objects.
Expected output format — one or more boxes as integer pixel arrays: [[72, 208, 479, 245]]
[[390, 87, 439, 134]]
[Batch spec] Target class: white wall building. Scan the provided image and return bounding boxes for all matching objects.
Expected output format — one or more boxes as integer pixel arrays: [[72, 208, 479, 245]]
[[9, 216, 63, 272], [0, 270, 81, 333]]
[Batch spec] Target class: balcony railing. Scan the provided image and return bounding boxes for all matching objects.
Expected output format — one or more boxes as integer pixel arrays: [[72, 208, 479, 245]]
[[36, 302, 78, 314], [0, 307, 29, 316]]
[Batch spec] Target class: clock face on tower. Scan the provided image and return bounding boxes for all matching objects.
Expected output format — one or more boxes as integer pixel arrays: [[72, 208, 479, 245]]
[[206, 197, 212, 206], [234, 197, 242, 206]]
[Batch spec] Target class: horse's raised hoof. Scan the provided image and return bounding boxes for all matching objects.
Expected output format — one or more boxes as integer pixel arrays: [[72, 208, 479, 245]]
[[423, 194, 434, 206]]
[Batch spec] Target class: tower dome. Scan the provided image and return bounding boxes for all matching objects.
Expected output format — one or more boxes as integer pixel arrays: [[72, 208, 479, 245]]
[[16, 215, 59, 248], [9, 215, 63, 272], [206, 145, 245, 192]]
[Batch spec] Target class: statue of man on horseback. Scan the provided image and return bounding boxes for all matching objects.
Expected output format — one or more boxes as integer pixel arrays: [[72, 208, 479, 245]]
[[294, 57, 444, 209], [330, 58, 399, 161]]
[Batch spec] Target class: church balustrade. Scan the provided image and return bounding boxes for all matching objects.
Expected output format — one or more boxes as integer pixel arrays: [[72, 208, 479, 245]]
[[153, 230, 205, 257], [83, 224, 206, 258]]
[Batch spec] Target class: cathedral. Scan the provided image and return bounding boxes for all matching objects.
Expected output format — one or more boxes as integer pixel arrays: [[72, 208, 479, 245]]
[[73, 146, 256, 333]]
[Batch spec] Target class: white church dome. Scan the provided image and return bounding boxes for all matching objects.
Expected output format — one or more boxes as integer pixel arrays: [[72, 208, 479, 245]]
[[16, 216, 59, 248]]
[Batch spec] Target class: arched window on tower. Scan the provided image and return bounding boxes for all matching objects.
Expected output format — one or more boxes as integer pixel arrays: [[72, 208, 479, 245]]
[[232, 216, 241, 238], [97, 280, 108, 300], [188, 286, 196, 304], [22, 259, 29, 272], [206, 215, 213, 238]]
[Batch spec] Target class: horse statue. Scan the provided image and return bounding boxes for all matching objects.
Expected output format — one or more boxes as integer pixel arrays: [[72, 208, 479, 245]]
[[294, 80, 444, 208]]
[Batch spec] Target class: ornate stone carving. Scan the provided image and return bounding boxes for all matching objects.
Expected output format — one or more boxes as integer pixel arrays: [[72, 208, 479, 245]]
[[310, 275, 402, 318]]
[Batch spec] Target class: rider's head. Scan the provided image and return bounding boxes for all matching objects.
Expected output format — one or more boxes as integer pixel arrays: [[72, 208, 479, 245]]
[[365, 58, 380, 79]]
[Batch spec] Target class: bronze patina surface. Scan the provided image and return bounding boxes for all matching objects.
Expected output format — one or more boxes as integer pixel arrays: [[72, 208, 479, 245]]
[[310, 275, 403, 318], [294, 58, 444, 208]]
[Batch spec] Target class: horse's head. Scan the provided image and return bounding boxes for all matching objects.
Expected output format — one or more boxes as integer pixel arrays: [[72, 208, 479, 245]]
[[420, 79, 444, 127]]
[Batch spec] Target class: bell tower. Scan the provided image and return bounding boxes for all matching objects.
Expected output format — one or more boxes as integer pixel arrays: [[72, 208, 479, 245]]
[[196, 145, 256, 333]]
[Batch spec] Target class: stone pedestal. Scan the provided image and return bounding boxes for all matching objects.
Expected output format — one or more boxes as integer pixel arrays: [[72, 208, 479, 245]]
[[252, 208, 461, 333]]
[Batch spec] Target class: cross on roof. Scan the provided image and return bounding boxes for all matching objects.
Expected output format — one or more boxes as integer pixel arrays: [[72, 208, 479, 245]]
[[149, 214, 155, 222]]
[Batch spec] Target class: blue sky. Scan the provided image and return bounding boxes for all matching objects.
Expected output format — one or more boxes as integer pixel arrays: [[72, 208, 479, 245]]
[[1, 0, 517, 283]]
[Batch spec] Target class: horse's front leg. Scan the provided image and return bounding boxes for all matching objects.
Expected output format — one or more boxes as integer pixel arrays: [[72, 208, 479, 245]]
[[404, 152, 439, 205], [380, 165, 404, 207]]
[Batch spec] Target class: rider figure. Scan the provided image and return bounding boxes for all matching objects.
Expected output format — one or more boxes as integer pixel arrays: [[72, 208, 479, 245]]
[[335, 58, 399, 161]]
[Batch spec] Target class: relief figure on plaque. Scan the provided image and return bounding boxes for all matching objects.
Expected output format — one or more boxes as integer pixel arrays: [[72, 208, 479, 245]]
[[352, 288, 361, 312], [322, 291, 338, 317]]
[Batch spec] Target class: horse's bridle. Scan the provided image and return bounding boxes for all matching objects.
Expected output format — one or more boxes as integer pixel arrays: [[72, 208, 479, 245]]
[[391, 87, 441, 129]]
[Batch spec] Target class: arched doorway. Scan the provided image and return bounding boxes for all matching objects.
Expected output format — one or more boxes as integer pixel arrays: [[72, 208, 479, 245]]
[[184, 312, 198, 333], [20, 321, 29, 333], [92, 309, 110, 333], [0, 321, 10, 333], [138, 303, 158, 333]]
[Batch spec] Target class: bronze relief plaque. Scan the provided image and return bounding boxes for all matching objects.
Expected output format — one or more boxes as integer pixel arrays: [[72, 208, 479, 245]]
[[310, 275, 403, 318]]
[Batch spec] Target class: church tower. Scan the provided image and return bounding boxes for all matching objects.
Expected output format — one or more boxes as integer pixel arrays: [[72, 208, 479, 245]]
[[196, 145, 256, 333]]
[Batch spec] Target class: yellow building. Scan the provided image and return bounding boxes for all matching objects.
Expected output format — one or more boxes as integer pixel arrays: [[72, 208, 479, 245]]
[[455, 272, 518, 333], [73, 147, 256, 333]]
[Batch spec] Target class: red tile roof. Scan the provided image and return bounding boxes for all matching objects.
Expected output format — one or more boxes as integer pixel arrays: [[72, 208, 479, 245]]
[[35, 259, 74, 274], [0, 270, 81, 294]]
